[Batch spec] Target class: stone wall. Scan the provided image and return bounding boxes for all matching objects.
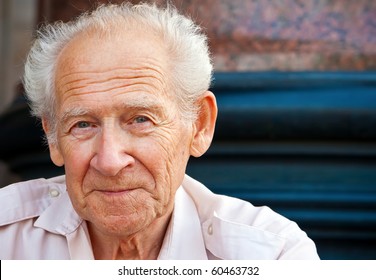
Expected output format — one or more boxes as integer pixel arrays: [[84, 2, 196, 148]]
[[38, 0, 376, 71]]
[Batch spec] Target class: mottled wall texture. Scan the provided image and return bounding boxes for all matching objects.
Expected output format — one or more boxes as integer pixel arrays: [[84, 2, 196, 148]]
[[39, 0, 376, 71]]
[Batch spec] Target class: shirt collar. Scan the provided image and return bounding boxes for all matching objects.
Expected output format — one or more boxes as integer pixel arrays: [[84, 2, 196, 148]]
[[34, 189, 95, 259], [158, 186, 208, 260]]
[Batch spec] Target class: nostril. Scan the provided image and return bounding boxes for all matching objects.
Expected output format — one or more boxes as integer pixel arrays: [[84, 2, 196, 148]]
[[90, 151, 135, 177]]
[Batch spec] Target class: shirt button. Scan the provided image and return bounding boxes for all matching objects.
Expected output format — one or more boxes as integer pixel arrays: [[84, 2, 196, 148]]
[[49, 189, 60, 198], [208, 224, 213, 235]]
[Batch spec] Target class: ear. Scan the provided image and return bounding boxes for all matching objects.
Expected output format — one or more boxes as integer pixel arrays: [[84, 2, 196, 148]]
[[41, 117, 64, 167], [190, 91, 218, 157]]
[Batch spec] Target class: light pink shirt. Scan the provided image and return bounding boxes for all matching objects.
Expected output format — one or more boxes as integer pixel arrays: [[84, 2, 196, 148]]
[[0, 175, 319, 259]]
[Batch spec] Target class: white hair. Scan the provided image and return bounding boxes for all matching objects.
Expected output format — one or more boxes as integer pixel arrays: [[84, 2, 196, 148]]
[[23, 2, 213, 143]]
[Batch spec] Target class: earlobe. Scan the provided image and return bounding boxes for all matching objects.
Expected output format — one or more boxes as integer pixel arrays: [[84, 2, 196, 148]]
[[42, 118, 64, 167], [190, 91, 218, 157], [49, 145, 65, 167]]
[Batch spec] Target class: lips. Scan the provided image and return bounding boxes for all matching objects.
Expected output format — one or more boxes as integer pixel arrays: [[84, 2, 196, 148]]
[[99, 189, 132, 195], [88, 181, 141, 193], [95, 188, 136, 194], [91, 188, 140, 202]]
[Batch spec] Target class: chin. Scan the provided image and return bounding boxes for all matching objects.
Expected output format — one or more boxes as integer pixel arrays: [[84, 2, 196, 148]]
[[88, 209, 158, 237]]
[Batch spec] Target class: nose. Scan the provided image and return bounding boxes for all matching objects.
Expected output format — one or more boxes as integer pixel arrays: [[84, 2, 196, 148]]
[[90, 126, 135, 177]]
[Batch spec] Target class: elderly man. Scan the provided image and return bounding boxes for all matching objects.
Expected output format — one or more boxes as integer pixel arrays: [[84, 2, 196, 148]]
[[0, 3, 319, 259]]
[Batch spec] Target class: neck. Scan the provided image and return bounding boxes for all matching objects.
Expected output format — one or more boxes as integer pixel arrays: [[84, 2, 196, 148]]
[[88, 210, 173, 260]]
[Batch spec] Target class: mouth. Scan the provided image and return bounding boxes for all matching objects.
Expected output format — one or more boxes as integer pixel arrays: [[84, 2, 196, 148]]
[[93, 188, 137, 198], [92, 189, 143, 204], [98, 189, 133, 194]]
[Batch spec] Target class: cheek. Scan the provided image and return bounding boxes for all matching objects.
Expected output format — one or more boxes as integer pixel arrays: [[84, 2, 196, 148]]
[[60, 138, 93, 169], [58, 139, 94, 197], [149, 130, 191, 196]]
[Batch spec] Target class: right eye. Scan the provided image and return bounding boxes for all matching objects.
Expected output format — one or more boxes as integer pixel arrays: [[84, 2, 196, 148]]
[[71, 121, 97, 139]]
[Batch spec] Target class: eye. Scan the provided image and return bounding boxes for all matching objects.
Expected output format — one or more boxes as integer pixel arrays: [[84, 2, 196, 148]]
[[127, 115, 154, 134], [76, 121, 91, 128], [134, 116, 150, 124], [70, 121, 97, 139]]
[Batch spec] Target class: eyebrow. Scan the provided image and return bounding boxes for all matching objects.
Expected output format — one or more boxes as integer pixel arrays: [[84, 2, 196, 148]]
[[59, 98, 166, 123], [60, 106, 90, 123]]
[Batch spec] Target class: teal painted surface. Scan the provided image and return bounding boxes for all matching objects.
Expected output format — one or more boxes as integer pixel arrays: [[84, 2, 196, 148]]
[[188, 72, 376, 260]]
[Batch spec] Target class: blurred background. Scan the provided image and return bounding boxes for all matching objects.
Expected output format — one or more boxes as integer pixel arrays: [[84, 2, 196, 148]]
[[1, 0, 375, 259]]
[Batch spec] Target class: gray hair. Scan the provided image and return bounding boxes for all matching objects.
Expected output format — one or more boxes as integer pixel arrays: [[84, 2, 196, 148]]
[[23, 2, 213, 143]]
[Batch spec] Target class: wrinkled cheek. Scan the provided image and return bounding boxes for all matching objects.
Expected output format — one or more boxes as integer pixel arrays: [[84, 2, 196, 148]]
[[60, 137, 93, 166], [64, 169, 89, 213], [154, 151, 185, 209], [61, 141, 93, 201]]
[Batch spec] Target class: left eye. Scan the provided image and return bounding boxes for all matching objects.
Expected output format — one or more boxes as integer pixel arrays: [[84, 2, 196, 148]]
[[134, 116, 150, 124], [76, 121, 91, 128]]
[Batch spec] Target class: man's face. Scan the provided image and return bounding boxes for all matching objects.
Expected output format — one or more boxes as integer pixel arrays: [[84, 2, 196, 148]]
[[49, 29, 194, 236]]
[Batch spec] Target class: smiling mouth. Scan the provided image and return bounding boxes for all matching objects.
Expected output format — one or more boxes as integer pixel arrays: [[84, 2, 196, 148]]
[[95, 189, 135, 196], [90, 183, 145, 198], [94, 190, 138, 202]]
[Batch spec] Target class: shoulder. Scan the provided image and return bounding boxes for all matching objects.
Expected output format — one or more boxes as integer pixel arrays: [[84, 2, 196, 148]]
[[182, 174, 320, 259], [0, 176, 66, 226], [182, 174, 295, 231]]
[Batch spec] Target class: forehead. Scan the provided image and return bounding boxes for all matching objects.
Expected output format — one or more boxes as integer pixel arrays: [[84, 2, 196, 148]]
[[54, 27, 173, 104], [56, 25, 169, 72]]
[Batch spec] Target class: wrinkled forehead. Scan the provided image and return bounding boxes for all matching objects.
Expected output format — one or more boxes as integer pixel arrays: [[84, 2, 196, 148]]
[[52, 26, 187, 130], [53, 26, 176, 112], [56, 24, 170, 77]]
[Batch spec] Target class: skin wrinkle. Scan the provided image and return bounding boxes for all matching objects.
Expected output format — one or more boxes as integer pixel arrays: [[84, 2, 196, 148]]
[[59, 103, 168, 136], [56, 67, 150, 79], [61, 89, 183, 254], [57, 65, 166, 84], [48, 31, 185, 146], [56, 85, 171, 120], [60, 97, 168, 121], [45, 23, 215, 259], [66, 101, 179, 200], [58, 71, 166, 96], [62, 81, 158, 97], [54, 31, 172, 103], [57, 71, 168, 101]]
